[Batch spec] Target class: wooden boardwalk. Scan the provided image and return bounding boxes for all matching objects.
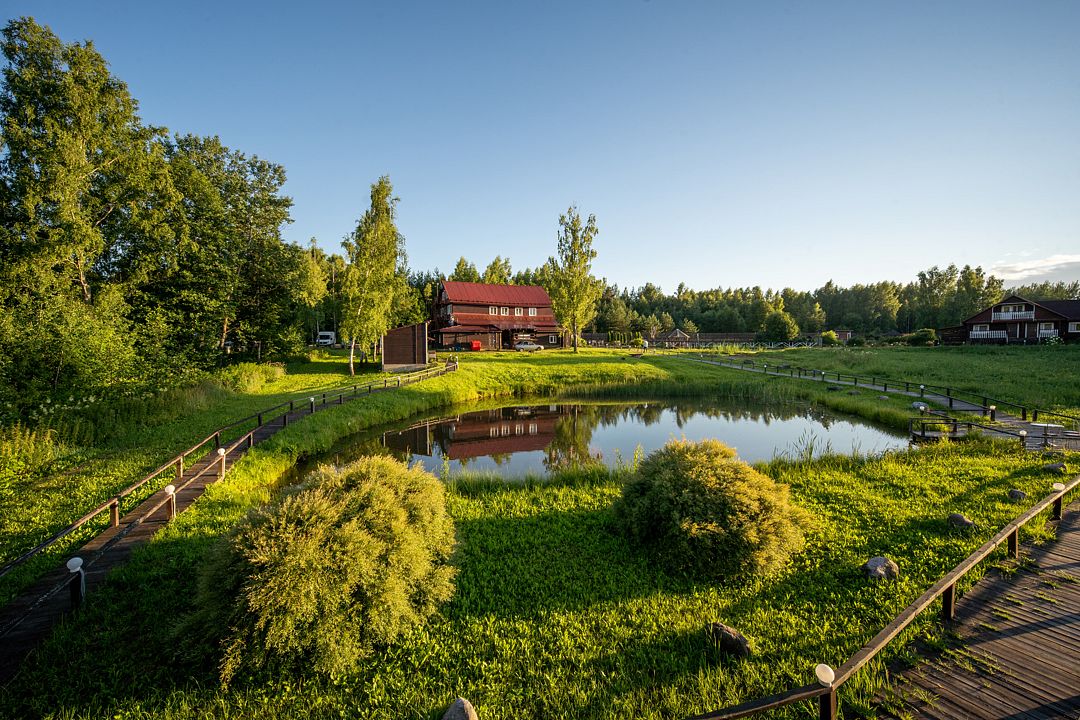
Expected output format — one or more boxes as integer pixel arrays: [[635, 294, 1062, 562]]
[[0, 369, 450, 686], [876, 504, 1080, 719]]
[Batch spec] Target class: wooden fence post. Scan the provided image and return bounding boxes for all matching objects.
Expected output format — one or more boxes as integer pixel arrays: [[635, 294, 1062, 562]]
[[942, 583, 955, 621], [110, 499, 120, 527], [165, 485, 177, 519], [67, 557, 85, 610], [1008, 529, 1019, 559], [217, 448, 227, 478], [819, 690, 837, 720]]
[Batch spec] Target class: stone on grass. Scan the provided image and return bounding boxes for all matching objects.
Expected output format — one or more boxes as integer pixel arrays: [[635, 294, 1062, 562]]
[[1042, 462, 1067, 474], [442, 697, 478, 720], [878, 395, 890, 400], [911, 402, 928, 412], [1008, 489, 1027, 501], [847, 390, 860, 396], [948, 513, 974, 528], [706, 621, 752, 657], [827, 385, 842, 391], [862, 556, 899, 580]]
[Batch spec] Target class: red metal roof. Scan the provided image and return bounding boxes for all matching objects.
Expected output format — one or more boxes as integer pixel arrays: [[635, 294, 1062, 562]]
[[442, 281, 553, 307]]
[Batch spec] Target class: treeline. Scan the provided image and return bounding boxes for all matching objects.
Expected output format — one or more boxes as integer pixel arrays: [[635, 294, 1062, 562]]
[[0, 19, 437, 419], [423, 254, 1078, 339]]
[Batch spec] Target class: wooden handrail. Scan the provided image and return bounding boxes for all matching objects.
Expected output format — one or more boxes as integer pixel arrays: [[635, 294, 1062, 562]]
[[695, 354, 1078, 429], [0, 362, 457, 579], [692, 475, 1078, 719]]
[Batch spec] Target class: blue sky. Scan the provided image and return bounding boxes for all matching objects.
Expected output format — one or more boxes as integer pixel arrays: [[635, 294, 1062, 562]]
[[8, 1, 1080, 291]]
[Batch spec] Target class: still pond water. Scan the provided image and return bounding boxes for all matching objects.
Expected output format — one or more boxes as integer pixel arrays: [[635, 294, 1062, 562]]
[[313, 399, 907, 477]]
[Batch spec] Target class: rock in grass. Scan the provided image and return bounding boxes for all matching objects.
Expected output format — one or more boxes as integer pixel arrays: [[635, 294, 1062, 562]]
[[1042, 462, 1067, 474], [911, 402, 928, 411], [948, 513, 975, 528], [442, 697, 478, 720], [878, 395, 889, 400], [706, 621, 752, 657], [827, 385, 843, 391], [1008, 489, 1027, 501], [847, 390, 860, 396], [862, 556, 899, 580]]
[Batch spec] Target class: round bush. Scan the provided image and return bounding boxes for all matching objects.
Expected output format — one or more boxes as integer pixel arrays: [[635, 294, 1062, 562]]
[[189, 456, 456, 684], [616, 439, 810, 579]]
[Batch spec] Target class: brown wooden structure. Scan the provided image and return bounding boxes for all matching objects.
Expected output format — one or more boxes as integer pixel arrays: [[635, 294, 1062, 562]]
[[961, 295, 1080, 344], [381, 321, 429, 370], [434, 281, 564, 350]]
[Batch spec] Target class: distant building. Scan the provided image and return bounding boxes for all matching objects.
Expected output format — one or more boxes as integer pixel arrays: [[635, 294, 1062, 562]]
[[434, 281, 564, 350], [959, 295, 1080, 344], [381, 321, 429, 371]]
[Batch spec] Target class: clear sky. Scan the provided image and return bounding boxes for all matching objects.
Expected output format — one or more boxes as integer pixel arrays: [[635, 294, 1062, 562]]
[[7, 1, 1080, 292]]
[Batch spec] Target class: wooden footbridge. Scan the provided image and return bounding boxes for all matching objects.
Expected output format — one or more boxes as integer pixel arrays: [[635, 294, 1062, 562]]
[[0, 362, 456, 685]]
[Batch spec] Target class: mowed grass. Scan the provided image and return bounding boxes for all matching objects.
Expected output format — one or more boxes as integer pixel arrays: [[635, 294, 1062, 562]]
[[0, 438, 1067, 720], [749, 345, 1080, 416]]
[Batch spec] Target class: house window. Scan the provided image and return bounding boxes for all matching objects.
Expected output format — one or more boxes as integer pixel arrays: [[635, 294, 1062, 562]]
[[489, 427, 497, 438], [528, 422, 537, 435], [489, 306, 497, 315], [973, 324, 989, 332], [1040, 322, 1055, 330], [515, 423, 523, 435], [514, 307, 523, 316], [528, 307, 537, 317], [500, 307, 509, 316], [1070, 322, 1080, 333], [549, 335, 556, 344]]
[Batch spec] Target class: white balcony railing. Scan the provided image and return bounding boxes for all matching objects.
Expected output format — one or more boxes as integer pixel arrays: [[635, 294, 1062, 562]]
[[1038, 329, 1059, 338], [991, 310, 1034, 321], [970, 330, 1007, 339]]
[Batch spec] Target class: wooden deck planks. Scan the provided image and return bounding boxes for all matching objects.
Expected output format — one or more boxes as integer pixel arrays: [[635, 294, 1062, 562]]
[[877, 505, 1080, 719]]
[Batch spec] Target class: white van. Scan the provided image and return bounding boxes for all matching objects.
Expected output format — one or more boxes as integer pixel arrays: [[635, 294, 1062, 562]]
[[316, 331, 336, 347]]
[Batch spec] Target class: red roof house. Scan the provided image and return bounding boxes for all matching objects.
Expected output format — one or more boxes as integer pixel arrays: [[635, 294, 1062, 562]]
[[435, 281, 564, 350]]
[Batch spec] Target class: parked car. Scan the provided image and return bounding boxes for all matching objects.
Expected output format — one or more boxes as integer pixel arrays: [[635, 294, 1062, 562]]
[[316, 331, 336, 347], [514, 340, 543, 352]]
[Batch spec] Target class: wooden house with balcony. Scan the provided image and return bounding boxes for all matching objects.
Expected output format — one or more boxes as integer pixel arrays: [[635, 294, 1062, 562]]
[[433, 281, 565, 350], [961, 295, 1080, 344]]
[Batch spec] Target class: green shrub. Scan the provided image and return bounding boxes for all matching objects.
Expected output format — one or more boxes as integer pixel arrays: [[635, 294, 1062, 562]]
[[186, 456, 456, 684], [820, 330, 840, 346], [216, 362, 286, 393], [615, 439, 810, 579], [847, 337, 866, 347], [907, 328, 937, 346]]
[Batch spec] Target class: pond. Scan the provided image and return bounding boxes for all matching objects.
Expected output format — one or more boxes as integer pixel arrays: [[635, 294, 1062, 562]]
[[310, 399, 908, 477]]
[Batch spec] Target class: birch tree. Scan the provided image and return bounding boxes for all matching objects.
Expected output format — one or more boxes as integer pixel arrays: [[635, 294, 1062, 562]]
[[341, 177, 403, 374], [548, 206, 603, 353]]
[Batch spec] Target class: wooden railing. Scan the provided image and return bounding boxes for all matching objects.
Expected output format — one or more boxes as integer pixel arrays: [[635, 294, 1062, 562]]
[[689, 476, 1078, 720], [694, 354, 1080, 431], [0, 361, 458, 580]]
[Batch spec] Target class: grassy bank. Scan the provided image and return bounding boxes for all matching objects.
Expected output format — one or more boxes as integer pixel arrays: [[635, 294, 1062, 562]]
[[0, 352, 390, 603], [0, 350, 963, 605], [746, 345, 1080, 416], [0, 434, 1066, 719]]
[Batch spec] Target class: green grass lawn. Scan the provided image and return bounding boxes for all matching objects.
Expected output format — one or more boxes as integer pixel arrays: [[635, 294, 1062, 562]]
[[0, 438, 1067, 720], [0, 351, 390, 603], [747, 344, 1080, 416], [1, 348, 1076, 719]]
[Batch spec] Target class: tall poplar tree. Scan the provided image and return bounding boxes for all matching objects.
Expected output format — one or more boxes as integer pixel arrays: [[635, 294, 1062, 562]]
[[548, 206, 603, 352], [341, 177, 403, 374]]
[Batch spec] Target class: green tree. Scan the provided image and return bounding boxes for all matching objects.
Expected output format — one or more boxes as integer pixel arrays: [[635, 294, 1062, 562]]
[[679, 317, 699, 335], [482, 255, 513, 284], [342, 177, 403, 374], [762, 310, 800, 341], [547, 206, 603, 352], [449, 257, 480, 283]]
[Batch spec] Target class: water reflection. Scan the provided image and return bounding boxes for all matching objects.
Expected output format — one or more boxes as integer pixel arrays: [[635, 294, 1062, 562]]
[[326, 401, 907, 477]]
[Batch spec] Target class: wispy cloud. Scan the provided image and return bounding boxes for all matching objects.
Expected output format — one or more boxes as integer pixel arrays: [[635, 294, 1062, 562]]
[[991, 253, 1080, 282]]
